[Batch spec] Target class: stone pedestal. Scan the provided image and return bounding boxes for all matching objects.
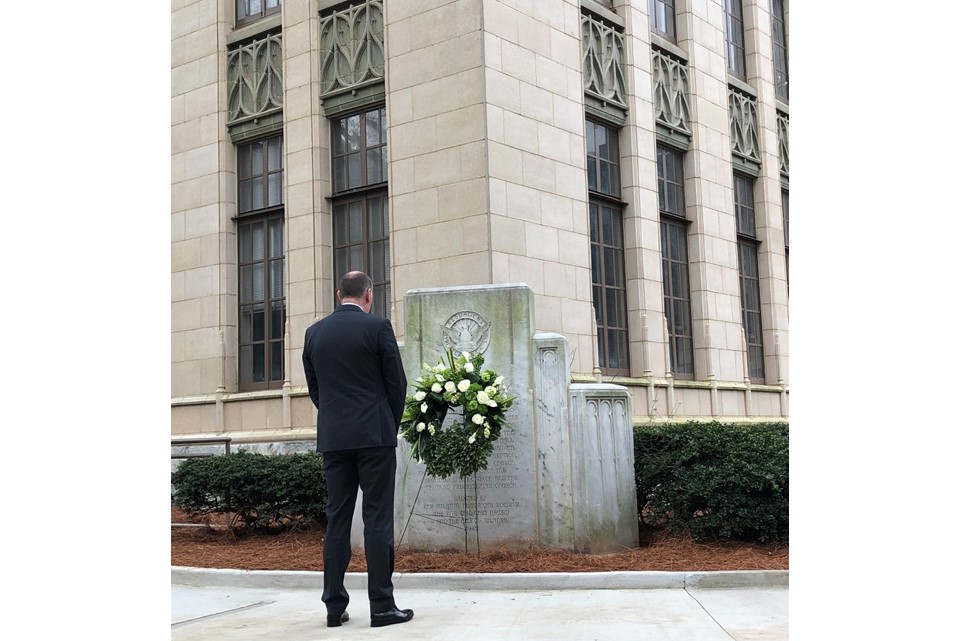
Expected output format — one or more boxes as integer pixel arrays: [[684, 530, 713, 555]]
[[393, 283, 536, 552]]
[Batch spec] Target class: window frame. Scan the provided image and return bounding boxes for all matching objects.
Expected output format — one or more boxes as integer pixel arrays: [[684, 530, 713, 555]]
[[330, 105, 392, 319], [723, 0, 747, 79], [237, 135, 284, 215], [648, 0, 678, 42], [771, 0, 789, 101], [235, 133, 286, 393], [781, 187, 789, 290], [236, 0, 282, 29], [733, 173, 765, 382], [656, 144, 695, 379], [585, 118, 630, 377], [237, 211, 286, 392]]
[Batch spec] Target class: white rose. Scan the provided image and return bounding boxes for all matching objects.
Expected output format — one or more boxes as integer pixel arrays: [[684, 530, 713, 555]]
[[414, 391, 427, 401], [444, 381, 456, 393], [435, 373, 445, 383], [464, 362, 474, 373], [420, 402, 428, 413], [457, 379, 470, 392], [468, 433, 476, 444], [472, 413, 484, 425], [416, 422, 426, 432], [431, 383, 442, 393], [488, 399, 498, 407], [462, 352, 471, 359], [476, 391, 490, 404], [485, 386, 497, 396], [494, 375, 504, 386]]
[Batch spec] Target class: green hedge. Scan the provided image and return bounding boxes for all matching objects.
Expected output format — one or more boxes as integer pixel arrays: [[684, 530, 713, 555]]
[[634, 421, 788, 543], [171, 450, 327, 530], [172, 422, 788, 542]]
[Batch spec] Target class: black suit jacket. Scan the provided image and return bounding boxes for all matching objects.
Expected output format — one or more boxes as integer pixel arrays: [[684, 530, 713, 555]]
[[302, 305, 407, 453]]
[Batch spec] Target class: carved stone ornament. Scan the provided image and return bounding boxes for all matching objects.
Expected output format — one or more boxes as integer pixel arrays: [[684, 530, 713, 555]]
[[441, 311, 491, 356]]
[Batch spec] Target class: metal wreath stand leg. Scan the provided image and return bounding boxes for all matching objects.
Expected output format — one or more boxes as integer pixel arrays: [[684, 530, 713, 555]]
[[395, 468, 481, 558], [462, 471, 480, 557]]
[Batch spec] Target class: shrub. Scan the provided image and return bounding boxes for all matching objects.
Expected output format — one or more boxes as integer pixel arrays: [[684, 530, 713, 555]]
[[634, 421, 788, 543], [171, 450, 327, 530]]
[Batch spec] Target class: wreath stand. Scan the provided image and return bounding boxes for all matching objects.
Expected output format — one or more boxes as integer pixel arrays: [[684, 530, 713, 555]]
[[397, 466, 482, 558]]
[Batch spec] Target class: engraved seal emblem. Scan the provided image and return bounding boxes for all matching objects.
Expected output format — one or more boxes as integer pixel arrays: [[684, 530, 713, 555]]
[[441, 311, 491, 356]]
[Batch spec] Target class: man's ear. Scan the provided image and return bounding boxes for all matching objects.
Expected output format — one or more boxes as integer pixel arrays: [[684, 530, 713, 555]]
[[335, 289, 342, 303]]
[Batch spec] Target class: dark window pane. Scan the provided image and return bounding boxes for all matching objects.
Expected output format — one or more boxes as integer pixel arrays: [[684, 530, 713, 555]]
[[347, 115, 361, 151], [335, 120, 348, 154], [334, 158, 347, 192], [269, 218, 283, 258], [348, 154, 362, 189], [239, 345, 252, 381], [270, 341, 283, 381], [268, 137, 282, 170], [251, 141, 263, 175], [349, 201, 363, 242], [368, 198, 383, 237], [366, 109, 381, 146], [349, 245, 363, 271], [370, 241, 385, 281], [270, 301, 284, 339], [270, 259, 283, 298], [240, 306, 253, 343], [252, 303, 265, 341], [252, 344, 265, 382], [251, 180, 264, 210], [367, 148, 382, 183], [240, 265, 254, 303], [253, 263, 264, 300], [250, 222, 264, 261], [268, 173, 282, 207]]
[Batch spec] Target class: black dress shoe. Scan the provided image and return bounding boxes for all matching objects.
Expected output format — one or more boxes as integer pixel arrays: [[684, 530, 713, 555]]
[[370, 607, 414, 627], [327, 611, 349, 627]]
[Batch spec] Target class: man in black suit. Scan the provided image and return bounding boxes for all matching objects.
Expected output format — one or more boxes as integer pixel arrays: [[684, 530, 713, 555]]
[[302, 271, 414, 628]]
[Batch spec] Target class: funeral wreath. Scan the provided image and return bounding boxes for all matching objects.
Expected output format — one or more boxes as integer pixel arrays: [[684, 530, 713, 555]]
[[399, 349, 515, 479]]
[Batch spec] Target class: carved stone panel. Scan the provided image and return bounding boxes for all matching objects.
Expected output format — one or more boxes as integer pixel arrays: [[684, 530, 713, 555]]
[[318, 0, 385, 98], [728, 87, 761, 164], [227, 34, 284, 127], [652, 48, 691, 135], [581, 13, 626, 110]]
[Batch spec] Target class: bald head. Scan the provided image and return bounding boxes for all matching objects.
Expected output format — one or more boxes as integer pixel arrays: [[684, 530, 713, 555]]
[[338, 271, 373, 312]]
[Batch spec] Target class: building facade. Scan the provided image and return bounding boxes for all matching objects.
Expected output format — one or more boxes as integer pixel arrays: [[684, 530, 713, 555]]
[[171, 0, 789, 446]]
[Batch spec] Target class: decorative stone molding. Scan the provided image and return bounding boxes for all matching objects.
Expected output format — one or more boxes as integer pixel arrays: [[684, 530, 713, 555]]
[[728, 87, 761, 164], [318, 0, 385, 98], [652, 47, 691, 136], [581, 12, 626, 110], [226, 33, 284, 127], [777, 112, 789, 177]]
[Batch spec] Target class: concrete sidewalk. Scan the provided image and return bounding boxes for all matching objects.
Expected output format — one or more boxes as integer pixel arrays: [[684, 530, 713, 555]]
[[172, 568, 788, 640]]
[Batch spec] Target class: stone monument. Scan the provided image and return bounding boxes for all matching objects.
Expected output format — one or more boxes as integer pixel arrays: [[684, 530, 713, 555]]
[[387, 283, 639, 553]]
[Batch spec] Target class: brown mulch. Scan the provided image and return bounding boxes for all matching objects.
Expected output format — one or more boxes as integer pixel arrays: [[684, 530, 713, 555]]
[[171, 508, 788, 573]]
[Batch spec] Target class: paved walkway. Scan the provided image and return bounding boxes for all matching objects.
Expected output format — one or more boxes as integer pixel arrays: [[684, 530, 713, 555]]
[[172, 568, 788, 640]]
